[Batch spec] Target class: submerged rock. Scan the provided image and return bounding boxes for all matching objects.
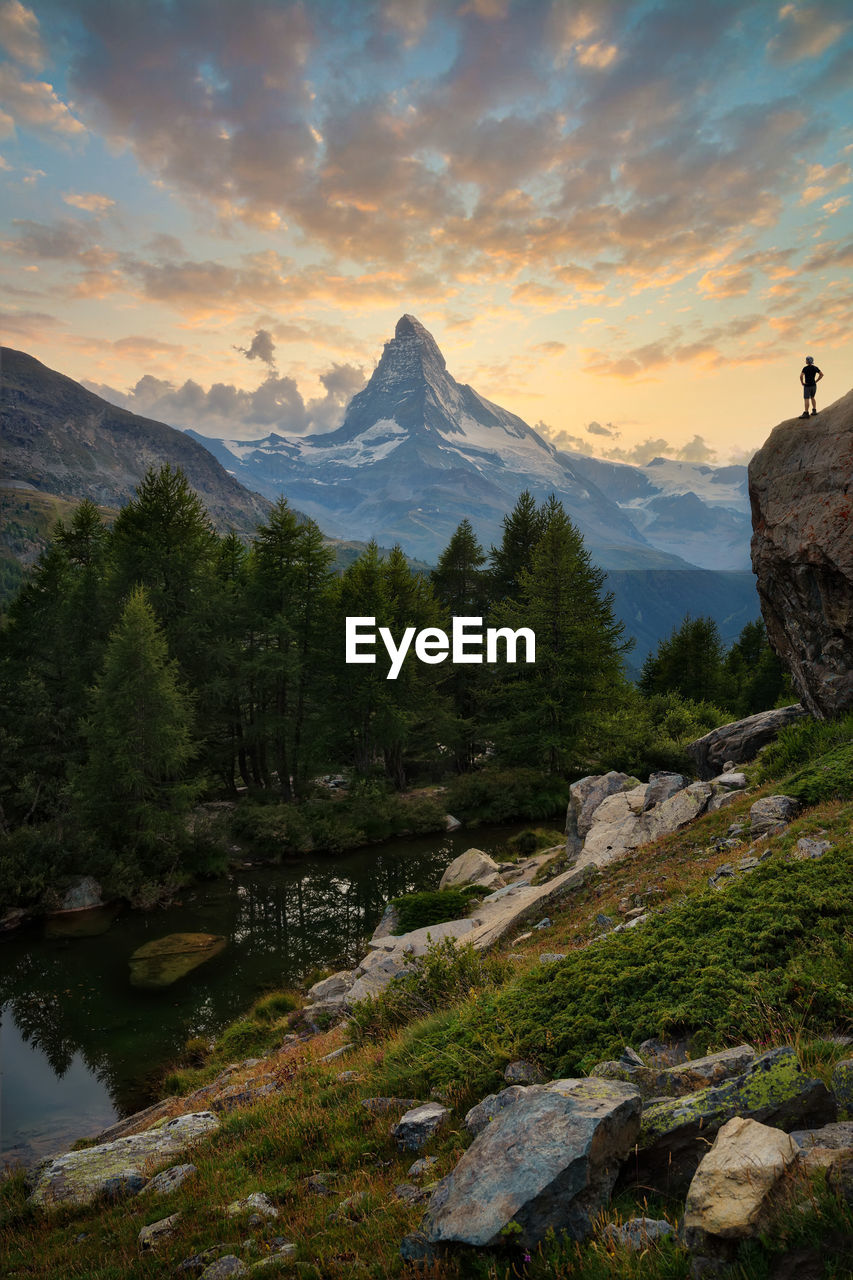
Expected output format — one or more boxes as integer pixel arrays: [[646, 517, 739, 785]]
[[129, 933, 227, 989]]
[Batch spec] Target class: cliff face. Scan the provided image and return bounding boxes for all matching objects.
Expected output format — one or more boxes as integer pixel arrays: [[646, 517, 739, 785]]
[[749, 388, 853, 718]]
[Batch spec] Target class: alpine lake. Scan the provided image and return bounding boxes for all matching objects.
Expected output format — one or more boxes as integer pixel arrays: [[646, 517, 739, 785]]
[[0, 824, 525, 1169]]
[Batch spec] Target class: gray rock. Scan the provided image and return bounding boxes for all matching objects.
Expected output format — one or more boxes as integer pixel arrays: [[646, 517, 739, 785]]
[[444, 814, 462, 832], [59, 876, 103, 911], [539, 952, 567, 964], [566, 772, 642, 856], [212, 1079, 280, 1114], [226, 1192, 278, 1219], [306, 971, 356, 1003], [28, 1111, 220, 1208], [399, 1233, 436, 1265], [643, 773, 689, 811], [793, 838, 834, 861], [142, 1163, 197, 1196], [138, 1212, 181, 1251], [602, 1217, 674, 1250], [423, 1078, 642, 1248], [369, 902, 400, 942], [320, 1044, 354, 1063], [394, 1182, 431, 1205], [712, 772, 748, 790], [632, 1047, 836, 1193], [686, 705, 808, 779], [749, 795, 801, 835], [250, 1247, 296, 1271], [578, 781, 712, 870], [392, 1103, 450, 1152], [175, 1245, 239, 1275], [707, 791, 742, 813], [465, 1086, 527, 1137], [101, 1171, 147, 1199], [533, 917, 552, 930], [638, 1038, 689, 1068], [438, 848, 503, 891], [663, 1045, 755, 1094], [832, 1059, 853, 1118], [789, 1121, 853, 1150], [408, 1156, 438, 1179], [503, 1060, 546, 1085], [199, 1259, 247, 1280]]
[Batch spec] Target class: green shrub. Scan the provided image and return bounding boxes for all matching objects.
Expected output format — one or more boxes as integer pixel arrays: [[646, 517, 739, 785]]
[[229, 790, 446, 858], [389, 885, 483, 934], [379, 842, 853, 1097], [252, 991, 298, 1023], [0, 824, 77, 910], [349, 938, 514, 1042], [446, 768, 569, 823], [759, 711, 853, 780], [784, 741, 853, 806], [507, 828, 563, 856]]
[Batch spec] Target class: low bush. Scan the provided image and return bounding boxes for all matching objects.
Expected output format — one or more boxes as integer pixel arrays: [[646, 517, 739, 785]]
[[785, 741, 853, 806], [388, 884, 483, 934], [758, 710, 853, 780], [378, 841, 853, 1098], [446, 768, 569, 823]]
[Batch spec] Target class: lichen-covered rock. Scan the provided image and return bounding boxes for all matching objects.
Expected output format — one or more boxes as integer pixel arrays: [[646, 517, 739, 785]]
[[683, 1117, 799, 1254], [142, 1163, 197, 1196], [199, 1258, 247, 1279], [391, 1103, 450, 1152], [602, 1217, 674, 1250], [438, 848, 503, 891], [28, 1112, 220, 1208], [423, 1078, 642, 1249], [663, 1045, 755, 1095], [749, 795, 801, 835], [749, 391, 853, 718], [832, 1059, 853, 1119], [631, 1047, 835, 1193], [503, 1060, 546, 1085], [643, 772, 689, 811], [226, 1191, 279, 1219], [138, 1212, 182, 1251], [686, 705, 808, 779], [464, 1086, 527, 1136]]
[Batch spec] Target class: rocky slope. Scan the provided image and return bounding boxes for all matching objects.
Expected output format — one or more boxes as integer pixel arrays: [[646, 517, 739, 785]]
[[750, 387, 853, 717], [1, 347, 271, 536]]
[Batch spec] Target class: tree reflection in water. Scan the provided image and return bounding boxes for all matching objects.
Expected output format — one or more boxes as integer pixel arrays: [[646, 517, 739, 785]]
[[0, 825, 516, 1157]]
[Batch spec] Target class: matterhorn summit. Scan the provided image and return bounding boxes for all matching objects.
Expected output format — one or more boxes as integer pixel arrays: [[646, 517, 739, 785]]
[[192, 316, 748, 568]]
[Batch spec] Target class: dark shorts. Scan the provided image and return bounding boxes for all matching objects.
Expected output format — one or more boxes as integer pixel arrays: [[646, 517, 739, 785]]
[[803, 383, 816, 397]]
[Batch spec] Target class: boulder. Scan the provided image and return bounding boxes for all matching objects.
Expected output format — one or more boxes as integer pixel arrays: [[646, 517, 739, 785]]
[[602, 1218, 674, 1250], [793, 837, 833, 861], [749, 795, 801, 835], [565, 772, 642, 856], [576, 781, 712, 870], [749, 391, 853, 718], [392, 1103, 450, 1152], [138, 1212, 182, 1251], [832, 1059, 853, 1118], [369, 902, 400, 942], [663, 1044, 755, 1095], [423, 1078, 642, 1249], [199, 1259, 247, 1280], [711, 771, 748, 790], [226, 1191, 279, 1218], [438, 848, 503, 890], [630, 1047, 835, 1193], [142, 1162, 197, 1196], [683, 1117, 799, 1256], [643, 772, 689, 811], [464, 1086, 527, 1137], [686, 705, 808, 779], [58, 876, 103, 911], [28, 1112, 220, 1208], [504, 1060, 546, 1085], [306, 970, 356, 1003], [789, 1120, 853, 1152], [445, 814, 462, 832]]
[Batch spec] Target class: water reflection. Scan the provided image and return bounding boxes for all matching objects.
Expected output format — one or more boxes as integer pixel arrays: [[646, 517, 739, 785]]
[[0, 825, 520, 1166]]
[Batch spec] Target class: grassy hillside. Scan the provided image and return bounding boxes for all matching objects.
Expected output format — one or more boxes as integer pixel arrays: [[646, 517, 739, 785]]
[[2, 738, 851, 1279]]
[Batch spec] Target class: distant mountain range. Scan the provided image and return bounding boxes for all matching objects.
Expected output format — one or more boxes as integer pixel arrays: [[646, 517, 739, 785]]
[[0, 333, 760, 660], [187, 314, 751, 570]]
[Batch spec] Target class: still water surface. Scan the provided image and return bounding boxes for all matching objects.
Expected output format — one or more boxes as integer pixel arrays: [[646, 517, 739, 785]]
[[0, 825, 520, 1167]]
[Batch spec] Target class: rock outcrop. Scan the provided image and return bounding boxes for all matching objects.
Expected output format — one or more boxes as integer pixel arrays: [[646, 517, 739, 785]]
[[749, 389, 853, 717], [685, 704, 808, 778]]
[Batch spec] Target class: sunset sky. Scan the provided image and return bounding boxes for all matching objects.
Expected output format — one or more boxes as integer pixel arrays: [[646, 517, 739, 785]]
[[1, 0, 851, 465]]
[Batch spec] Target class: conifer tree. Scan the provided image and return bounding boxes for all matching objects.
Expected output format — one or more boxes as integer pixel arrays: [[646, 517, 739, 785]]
[[78, 586, 198, 864], [489, 489, 545, 602], [639, 615, 732, 707], [431, 520, 489, 770], [489, 499, 628, 773]]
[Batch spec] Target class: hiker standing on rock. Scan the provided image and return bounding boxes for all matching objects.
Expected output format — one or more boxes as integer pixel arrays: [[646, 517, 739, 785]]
[[800, 356, 823, 418]]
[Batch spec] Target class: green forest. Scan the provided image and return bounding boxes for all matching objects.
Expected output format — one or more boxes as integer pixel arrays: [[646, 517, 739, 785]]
[[0, 466, 788, 907]]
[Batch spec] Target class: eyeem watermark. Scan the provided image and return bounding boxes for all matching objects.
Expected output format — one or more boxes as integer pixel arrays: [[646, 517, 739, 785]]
[[345, 616, 536, 680]]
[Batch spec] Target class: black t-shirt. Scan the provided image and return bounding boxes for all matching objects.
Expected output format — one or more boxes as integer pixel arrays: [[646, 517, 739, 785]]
[[802, 364, 822, 385]]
